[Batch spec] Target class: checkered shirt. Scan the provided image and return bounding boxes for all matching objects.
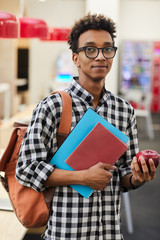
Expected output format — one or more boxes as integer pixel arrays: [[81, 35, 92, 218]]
[[16, 78, 139, 240]]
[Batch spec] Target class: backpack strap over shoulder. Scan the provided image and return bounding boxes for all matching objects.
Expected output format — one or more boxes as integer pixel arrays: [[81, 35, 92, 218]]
[[52, 91, 72, 147], [52, 91, 72, 134]]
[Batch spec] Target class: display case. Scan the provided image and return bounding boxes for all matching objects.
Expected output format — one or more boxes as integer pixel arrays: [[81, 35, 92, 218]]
[[120, 40, 160, 113]]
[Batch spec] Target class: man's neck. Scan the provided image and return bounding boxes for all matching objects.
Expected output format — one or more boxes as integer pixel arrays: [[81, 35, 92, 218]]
[[78, 77, 105, 109]]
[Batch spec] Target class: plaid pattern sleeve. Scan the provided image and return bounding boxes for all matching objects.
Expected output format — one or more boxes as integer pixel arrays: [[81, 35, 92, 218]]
[[16, 78, 139, 240], [16, 93, 63, 192], [119, 106, 139, 178]]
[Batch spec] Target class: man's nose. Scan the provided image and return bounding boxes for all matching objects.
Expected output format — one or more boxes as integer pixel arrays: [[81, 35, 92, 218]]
[[95, 49, 105, 60]]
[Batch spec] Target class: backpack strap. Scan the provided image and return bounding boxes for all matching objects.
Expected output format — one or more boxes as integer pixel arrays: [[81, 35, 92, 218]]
[[52, 91, 72, 134], [51, 91, 72, 147]]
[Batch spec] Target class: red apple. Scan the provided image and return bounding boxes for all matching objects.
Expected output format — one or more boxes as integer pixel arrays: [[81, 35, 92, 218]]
[[136, 149, 159, 170]]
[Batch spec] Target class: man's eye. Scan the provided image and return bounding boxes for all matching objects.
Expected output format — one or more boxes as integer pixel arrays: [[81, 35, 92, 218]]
[[104, 47, 113, 52], [87, 47, 96, 52]]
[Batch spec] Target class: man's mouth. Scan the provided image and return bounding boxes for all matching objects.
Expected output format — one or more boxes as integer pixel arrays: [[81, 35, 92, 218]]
[[92, 65, 107, 69]]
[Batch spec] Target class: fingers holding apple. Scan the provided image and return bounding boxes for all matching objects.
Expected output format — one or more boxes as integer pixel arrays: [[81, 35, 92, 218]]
[[135, 149, 159, 181], [136, 149, 159, 171], [131, 150, 159, 185], [137, 156, 156, 180]]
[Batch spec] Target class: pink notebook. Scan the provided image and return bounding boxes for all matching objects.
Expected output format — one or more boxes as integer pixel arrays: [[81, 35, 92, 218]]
[[65, 122, 128, 170]]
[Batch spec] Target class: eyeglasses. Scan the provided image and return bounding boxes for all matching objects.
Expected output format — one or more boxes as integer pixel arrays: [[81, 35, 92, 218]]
[[76, 46, 118, 59]]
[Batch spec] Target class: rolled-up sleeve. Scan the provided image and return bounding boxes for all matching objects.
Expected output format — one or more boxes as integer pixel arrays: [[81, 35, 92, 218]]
[[16, 94, 62, 192]]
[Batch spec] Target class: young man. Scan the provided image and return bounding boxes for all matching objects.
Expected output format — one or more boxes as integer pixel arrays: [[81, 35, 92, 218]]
[[16, 13, 156, 240]]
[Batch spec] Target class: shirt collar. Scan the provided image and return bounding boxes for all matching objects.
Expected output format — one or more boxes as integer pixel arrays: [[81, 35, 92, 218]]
[[68, 77, 109, 103]]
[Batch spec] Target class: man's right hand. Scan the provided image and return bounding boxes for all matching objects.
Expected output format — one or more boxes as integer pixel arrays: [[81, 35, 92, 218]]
[[44, 162, 116, 190], [82, 162, 117, 190]]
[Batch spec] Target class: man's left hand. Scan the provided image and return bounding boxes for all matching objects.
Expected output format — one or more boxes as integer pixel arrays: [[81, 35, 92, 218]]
[[131, 156, 156, 186]]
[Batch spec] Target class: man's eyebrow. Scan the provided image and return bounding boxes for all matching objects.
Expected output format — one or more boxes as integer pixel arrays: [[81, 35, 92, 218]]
[[83, 41, 96, 46], [104, 42, 114, 45], [83, 41, 114, 46]]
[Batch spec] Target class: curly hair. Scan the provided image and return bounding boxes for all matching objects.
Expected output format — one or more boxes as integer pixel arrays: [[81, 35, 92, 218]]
[[68, 13, 116, 54]]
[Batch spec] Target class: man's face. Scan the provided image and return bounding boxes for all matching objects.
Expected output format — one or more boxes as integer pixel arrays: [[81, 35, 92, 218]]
[[73, 29, 114, 83]]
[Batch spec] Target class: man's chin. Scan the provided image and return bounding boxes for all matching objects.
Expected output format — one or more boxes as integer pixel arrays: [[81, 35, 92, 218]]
[[92, 77, 105, 83]]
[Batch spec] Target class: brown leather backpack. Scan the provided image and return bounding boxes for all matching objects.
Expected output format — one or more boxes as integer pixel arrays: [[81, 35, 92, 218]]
[[0, 91, 72, 228]]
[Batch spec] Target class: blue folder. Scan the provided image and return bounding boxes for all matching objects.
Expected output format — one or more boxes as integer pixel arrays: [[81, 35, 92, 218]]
[[50, 108, 130, 198]]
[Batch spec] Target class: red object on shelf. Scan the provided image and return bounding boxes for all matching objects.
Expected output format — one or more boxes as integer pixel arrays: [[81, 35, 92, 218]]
[[19, 17, 48, 38], [0, 11, 18, 38], [129, 101, 145, 110], [42, 27, 70, 41], [0, 12, 69, 41]]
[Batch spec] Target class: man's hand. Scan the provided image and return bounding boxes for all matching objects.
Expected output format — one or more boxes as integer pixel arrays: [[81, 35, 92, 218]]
[[131, 156, 156, 186], [82, 162, 117, 190], [44, 162, 116, 189]]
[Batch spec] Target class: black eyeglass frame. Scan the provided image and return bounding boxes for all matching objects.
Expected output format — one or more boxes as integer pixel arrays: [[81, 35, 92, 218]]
[[76, 46, 118, 59]]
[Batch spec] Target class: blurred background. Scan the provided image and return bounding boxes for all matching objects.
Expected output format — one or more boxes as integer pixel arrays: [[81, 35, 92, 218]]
[[0, 0, 160, 239]]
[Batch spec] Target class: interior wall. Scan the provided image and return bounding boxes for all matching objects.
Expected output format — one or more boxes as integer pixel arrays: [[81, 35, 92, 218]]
[[0, 0, 19, 15], [0, 39, 17, 117], [119, 0, 160, 40], [26, 0, 85, 104]]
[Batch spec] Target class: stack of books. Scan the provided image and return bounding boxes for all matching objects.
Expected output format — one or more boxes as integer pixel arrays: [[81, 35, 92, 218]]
[[50, 108, 130, 198]]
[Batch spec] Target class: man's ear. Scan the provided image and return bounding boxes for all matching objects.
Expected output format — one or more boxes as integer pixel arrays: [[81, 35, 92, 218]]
[[72, 53, 80, 67]]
